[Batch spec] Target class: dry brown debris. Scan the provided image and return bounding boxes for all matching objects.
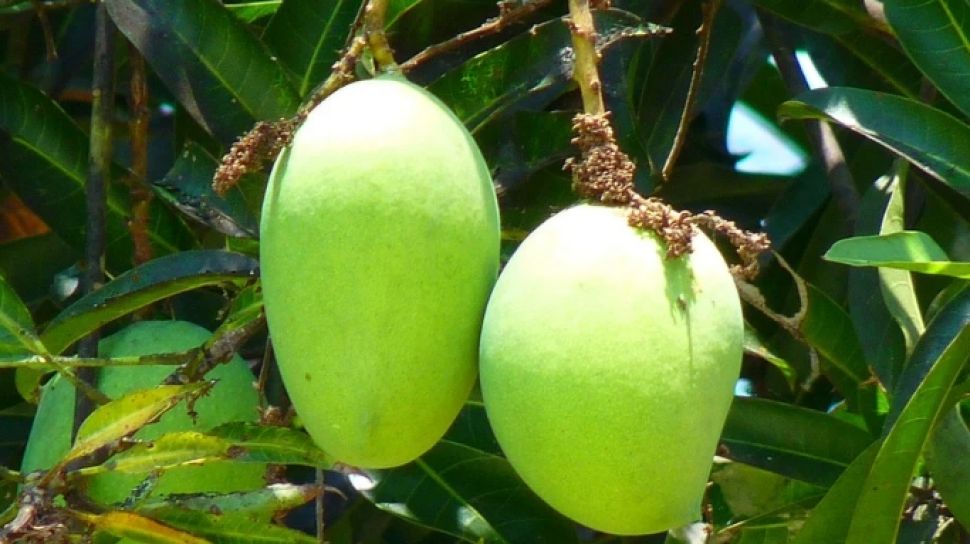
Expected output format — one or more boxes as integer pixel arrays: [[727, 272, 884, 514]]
[[566, 112, 771, 278], [212, 118, 299, 196]]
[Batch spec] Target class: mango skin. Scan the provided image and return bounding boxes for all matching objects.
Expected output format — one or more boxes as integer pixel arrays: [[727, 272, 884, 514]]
[[21, 320, 264, 505], [479, 204, 743, 535], [260, 76, 500, 468]]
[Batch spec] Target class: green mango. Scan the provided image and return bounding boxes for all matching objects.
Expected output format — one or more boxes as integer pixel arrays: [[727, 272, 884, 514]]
[[21, 320, 264, 506], [479, 204, 743, 535], [260, 76, 500, 468]]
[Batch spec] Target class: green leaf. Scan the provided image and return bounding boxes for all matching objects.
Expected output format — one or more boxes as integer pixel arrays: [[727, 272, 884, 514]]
[[0, 73, 192, 269], [825, 231, 970, 279], [138, 507, 318, 543], [77, 431, 238, 477], [429, 9, 654, 131], [105, 0, 300, 145], [360, 440, 579, 544], [154, 142, 259, 238], [877, 175, 926, 354], [206, 422, 333, 467], [790, 442, 880, 544], [844, 288, 970, 543], [753, 0, 886, 35], [41, 250, 258, 355], [778, 88, 970, 205], [67, 382, 210, 464], [137, 483, 319, 520], [743, 327, 798, 392], [926, 407, 970, 527], [227, 1, 281, 23], [883, 0, 970, 118], [263, 0, 360, 97], [0, 272, 40, 357], [721, 397, 874, 487], [800, 284, 874, 398], [475, 111, 573, 188], [85, 510, 210, 544]]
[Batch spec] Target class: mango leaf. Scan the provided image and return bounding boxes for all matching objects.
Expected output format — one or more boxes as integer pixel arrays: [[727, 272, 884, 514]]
[[790, 442, 880, 544], [263, 0, 360, 96], [206, 422, 333, 467], [926, 408, 970, 527], [154, 142, 259, 238], [138, 507, 317, 543], [735, 526, 789, 544], [429, 9, 654, 131], [743, 327, 797, 391], [475, 111, 573, 189], [0, 273, 40, 357], [76, 431, 238, 477], [65, 383, 210, 464], [137, 483, 320, 520], [0, 73, 191, 269], [878, 175, 925, 355], [82, 510, 209, 544], [831, 31, 922, 100], [106, 0, 300, 145], [826, 231, 970, 279], [720, 397, 874, 487], [227, 1, 281, 23], [753, 0, 886, 35], [356, 403, 578, 543], [883, 0, 970, 118], [41, 250, 259, 355], [844, 288, 970, 543], [778, 88, 970, 206]]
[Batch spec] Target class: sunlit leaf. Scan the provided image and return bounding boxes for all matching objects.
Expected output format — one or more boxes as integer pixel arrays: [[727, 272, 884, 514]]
[[207, 422, 333, 467], [825, 231, 970, 279], [83, 510, 209, 544], [137, 483, 320, 520], [140, 507, 318, 543]]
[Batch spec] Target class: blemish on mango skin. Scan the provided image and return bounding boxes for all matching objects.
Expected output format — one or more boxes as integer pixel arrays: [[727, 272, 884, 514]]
[[305, 373, 311, 382]]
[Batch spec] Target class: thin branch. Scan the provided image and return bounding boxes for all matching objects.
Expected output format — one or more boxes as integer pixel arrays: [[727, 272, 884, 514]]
[[662, 0, 720, 181], [567, 0, 605, 115], [29, 0, 57, 60], [74, 2, 116, 437], [758, 11, 860, 230], [0, 352, 196, 370], [125, 44, 154, 266], [400, 0, 554, 73]]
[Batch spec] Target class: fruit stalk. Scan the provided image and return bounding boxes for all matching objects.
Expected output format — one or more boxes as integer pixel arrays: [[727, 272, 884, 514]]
[[363, 0, 398, 73], [567, 0, 605, 116]]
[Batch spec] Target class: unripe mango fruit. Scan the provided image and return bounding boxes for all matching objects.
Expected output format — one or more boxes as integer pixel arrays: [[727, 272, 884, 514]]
[[260, 76, 500, 468], [479, 204, 743, 535], [21, 320, 264, 505]]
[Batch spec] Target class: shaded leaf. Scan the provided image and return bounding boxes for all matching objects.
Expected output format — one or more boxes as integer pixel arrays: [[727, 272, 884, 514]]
[[779, 88, 970, 205], [926, 407, 970, 527], [0, 272, 40, 357], [825, 231, 970, 279], [207, 422, 333, 468], [744, 326, 798, 392], [106, 0, 300, 145], [844, 288, 970, 542], [721, 397, 874, 487], [263, 0, 361, 96], [155, 143, 259, 238], [41, 250, 259, 355], [227, 1, 281, 23], [0, 73, 191, 269], [884, 0, 970, 117], [790, 442, 880, 544], [67, 383, 210, 464], [753, 0, 886, 35]]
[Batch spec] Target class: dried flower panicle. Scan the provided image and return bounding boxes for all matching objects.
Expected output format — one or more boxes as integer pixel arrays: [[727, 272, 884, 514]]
[[566, 112, 771, 278], [212, 118, 298, 196]]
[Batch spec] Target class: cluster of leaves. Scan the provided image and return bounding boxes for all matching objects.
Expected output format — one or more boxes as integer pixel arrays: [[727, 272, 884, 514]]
[[0, 0, 967, 543]]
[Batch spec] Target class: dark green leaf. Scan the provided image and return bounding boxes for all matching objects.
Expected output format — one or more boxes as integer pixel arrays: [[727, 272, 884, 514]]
[[154, 143, 259, 238], [884, 0, 970, 117], [106, 0, 300, 145], [778, 88, 970, 205], [41, 250, 259, 355], [790, 442, 880, 544], [753, 0, 886, 35], [0, 272, 38, 357], [926, 407, 970, 527], [721, 397, 874, 487], [0, 73, 192, 269], [429, 9, 654, 131], [475, 111, 573, 189], [844, 288, 970, 542], [263, 0, 361, 96], [207, 422, 333, 468], [825, 231, 970, 278], [360, 440, 579, 544]]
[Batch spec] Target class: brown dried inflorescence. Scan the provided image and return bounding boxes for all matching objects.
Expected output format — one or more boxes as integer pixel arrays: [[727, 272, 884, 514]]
[[567, 112, 770, 278], [212, 118, 299, 196]]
